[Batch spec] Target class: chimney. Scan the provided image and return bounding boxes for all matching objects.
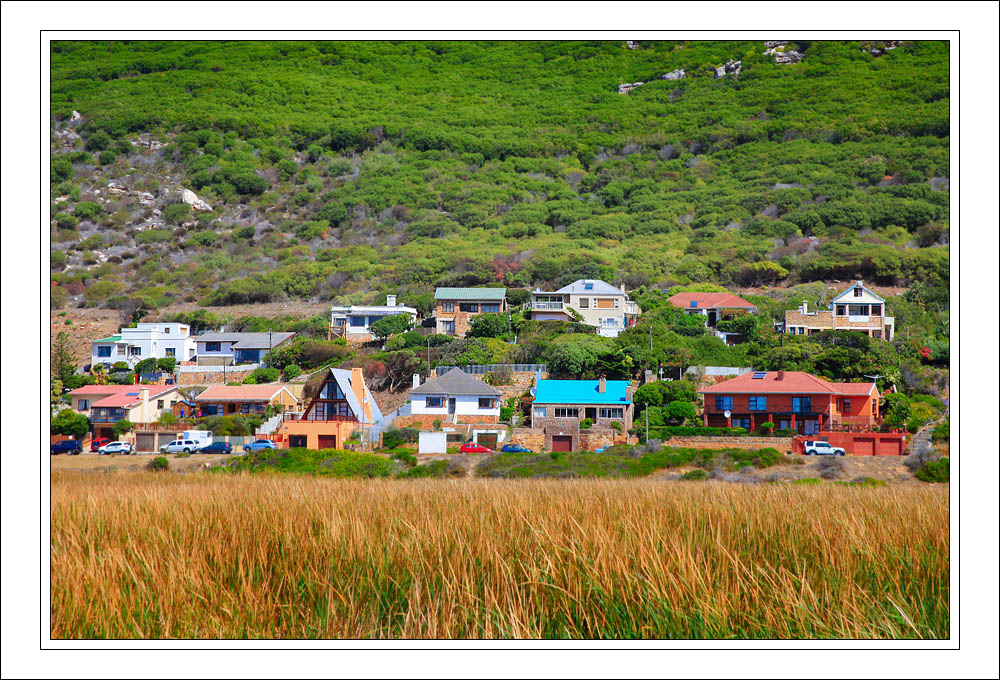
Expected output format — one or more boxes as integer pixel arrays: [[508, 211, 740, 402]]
[[140, 387, 150, 420], [598, 377, 606, 393], [350, 367, 370, 421], [801, 301, 808, 314], [386, 294, 397, 307], [776, 371, 784, 381], [413, 374, 421, 389]]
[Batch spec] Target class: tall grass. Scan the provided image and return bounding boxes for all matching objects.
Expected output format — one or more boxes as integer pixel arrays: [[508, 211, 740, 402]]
[[50, 472, 949, 639]]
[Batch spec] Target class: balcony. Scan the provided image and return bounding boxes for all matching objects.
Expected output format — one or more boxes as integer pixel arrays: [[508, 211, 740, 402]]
[[531, 301, 565, 310]]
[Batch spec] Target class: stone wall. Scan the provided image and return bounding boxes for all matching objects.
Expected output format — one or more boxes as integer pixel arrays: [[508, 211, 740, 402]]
[[662, 436, 794, 451], [175, 369, 255, 385], [493, 371, 548, 401], [392, 413, 498, 429], [508, 427, 634, 452]]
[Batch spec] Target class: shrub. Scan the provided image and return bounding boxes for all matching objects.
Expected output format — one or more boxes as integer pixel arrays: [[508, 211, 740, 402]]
[[158, 412, 178, 425], [433, 419, 442, 430], [84, 131, 111, 151], [235, 225, 256, 239], [680, 469, 709, 481], [156, 357, 177, 373], [99, 149, 117, 165], [914, 457, 949, 483], [55, 213, 78, 230], [579, 417, 593, 430], [390, 450, 417, 467], [245, 367, 280, 384], [817, 455, 845, 480], [382, 427, 419, 449], [134, 358, 159, 374], [283, 364, 302, 380], [164, 202, 192, 224], [148, 456, 170, 472], [73, 202, 102, 220], [113, 419, 134, 438], [371, 313, 414, 340], [931, 419, 949, 443], [759, 422, 775, 435], [51, 409, 89, 437]]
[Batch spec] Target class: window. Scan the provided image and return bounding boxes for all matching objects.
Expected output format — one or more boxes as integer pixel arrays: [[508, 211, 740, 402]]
[[459, 302, 479, 313], [533, 407, 546, 419], [614, 298, 620, 309], [165, 348, 175, 357], [163, 328, 170, 334], [478, 397, 497, 409], [792, 397, 812, 413], [854, 287, 863, 297], [77, 399, 89, 411], [426, 396, 444, 408], [841, 398, 852, 413], [350, 316, 366, 327], [870, 304, 881, 315], [332, 317, 346, 327], [734, 418, 751, 429], [157, 400, 164, 409], [748, 396, 767, 411], [578, 298, 589, 308], [714, 396, 733, 411], [599, 407, 624, 419], [97, 345, 112, 358], [320, 381, 346, 400], [440, 320, 455, 334], [129, 346, 142, 356], [554, 408, 579, 418], [206, 342, 221, 352], [836, 305, 847, 316], [481, 304, 500, 314], [441, 302, 455, 313], [848, 304, 868, 316]]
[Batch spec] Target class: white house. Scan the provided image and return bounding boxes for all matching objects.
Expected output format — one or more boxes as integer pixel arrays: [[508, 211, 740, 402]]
[[91, 323, 196, 368], [528, 279, 641, 337], [408, 368, 501, 424], [194, 331, 295, 366], [330, 295, 419, 340]]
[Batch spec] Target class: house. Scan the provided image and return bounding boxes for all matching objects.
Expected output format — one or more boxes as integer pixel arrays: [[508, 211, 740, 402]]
[[698, 370, 881, 435], [91, 323, 196, 368], [528, 279, 641, 337], [330, 295, 419, 340], [194, 384, 300, 417], [66, 384, 183, 440], [666, 292, 758, 345], [434, 287, 507, 337], [193, 332, 295, 366], [780, 281, 895, 340], [271, 368, 381, 450], [531, 378, 634, 452], [395, 368, 507, 449]]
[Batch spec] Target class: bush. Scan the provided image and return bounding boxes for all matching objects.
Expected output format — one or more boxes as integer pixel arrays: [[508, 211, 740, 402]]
[[51, 409, 89, 437], [244, 367, 280, 384], [55, 213, 78, 230], [134, 358, 159, 374], [283, 364, 302, 380], [817, 455, 845, 480], [98, 149, 117, 165], [914, 457, 949, 483], [382, 427, 419, 449], [84, 131, 111, 151], [156, 357, 177, 373], [579, 417, 593, 430], [73, 202, 102, 220], [680, 469, 709, 481], [113, 419, 134, 438], [148, 456, 170, 472], [390, 450, 417, 467]]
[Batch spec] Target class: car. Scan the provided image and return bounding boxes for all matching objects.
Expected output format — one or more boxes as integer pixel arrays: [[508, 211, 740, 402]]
[[90, 437, 112, 452], [159, 439, 199, 454], [500, 443, 532, 453], [803, 440, 846, 456], [594, 445, 610, 454], [243, 440, 278, 453], [460, 442, 492, 454], [197, 441, 233, 455], [51, 440, 82, 455], [99, 441, 134, 455]]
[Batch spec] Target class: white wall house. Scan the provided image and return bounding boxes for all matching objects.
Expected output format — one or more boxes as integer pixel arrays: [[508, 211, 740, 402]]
[[528, 279, 640, 338], [194, 332, 295, 366], [331, 295, 419, 340], [408, 368, 501, 423], [91, 323, 196, 368]]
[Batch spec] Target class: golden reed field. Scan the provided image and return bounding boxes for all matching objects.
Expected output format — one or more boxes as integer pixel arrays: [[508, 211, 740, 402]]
[[50, 471, 949, 639]]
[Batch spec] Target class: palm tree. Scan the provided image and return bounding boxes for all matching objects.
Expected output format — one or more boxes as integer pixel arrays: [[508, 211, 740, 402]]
[[91, 363, 109, 385]]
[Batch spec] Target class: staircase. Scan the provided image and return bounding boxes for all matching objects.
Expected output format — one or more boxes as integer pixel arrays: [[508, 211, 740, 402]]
[[256, 412, 284, 437]]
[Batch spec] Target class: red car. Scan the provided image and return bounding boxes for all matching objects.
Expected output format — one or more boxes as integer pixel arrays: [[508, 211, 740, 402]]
[[459, 442, 492, 454], [90, 437, 112, 452]]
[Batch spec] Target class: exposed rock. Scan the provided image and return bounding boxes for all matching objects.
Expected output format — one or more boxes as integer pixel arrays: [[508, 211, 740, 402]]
[[764, 42, 804, 64], [54, 195, 69, 203], [760, 205, 780, 217], [618, 82, 644, 95], [179, 188, 212, 212], [662, 68, 685, 80], [685, 156, 703, 168], [620, 143, 642, 156], [773, 182, 804, 189], [625, 41, 639, 50], [928, 177, 950, 191], [714, 60, 742, 79], [70, 110, 82, 122], [658, 144, 676, 160]]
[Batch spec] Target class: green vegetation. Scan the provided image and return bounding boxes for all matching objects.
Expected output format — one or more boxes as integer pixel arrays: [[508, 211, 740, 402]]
[[219, 447, 397, 478], [51, 409, 90, 437], [914, 458, 949, 483]]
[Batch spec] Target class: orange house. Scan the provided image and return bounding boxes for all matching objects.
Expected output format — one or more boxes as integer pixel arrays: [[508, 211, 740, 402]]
[[272, 368, 379, 450], [699, 370, 880, 435]]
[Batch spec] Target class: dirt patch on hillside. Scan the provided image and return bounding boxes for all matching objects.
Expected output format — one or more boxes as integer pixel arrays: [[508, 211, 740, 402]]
[[650, 454, 921, 484]]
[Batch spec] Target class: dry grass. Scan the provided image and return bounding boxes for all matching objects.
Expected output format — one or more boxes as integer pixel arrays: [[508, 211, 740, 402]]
[[50, 472, 949, 639]]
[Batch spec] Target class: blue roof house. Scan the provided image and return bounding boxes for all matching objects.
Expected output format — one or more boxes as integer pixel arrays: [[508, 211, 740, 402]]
[[531, 378, 634, 451]]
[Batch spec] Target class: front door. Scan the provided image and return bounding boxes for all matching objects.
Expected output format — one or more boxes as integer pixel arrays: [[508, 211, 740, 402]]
[[448, 398, 456, 415], [585, 407, 597, 420], [289, 435, 307, 448]]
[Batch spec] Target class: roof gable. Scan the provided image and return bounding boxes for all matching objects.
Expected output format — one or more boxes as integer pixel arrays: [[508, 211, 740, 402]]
[[534, 379, 631, 405], [553, 279, 625, 296], [830, 281, 886, 304], [410, 368, 501, 396], [667, 292, 757, 310]]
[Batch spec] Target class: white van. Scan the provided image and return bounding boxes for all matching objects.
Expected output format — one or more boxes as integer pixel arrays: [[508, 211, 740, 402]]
[[181, 430, 213, 449]]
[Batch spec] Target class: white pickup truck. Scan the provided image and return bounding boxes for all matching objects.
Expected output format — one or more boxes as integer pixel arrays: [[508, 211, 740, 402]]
[[803, 440, 847, 456]]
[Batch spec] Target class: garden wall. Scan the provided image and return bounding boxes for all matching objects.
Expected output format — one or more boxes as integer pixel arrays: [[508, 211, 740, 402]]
[[661, 436, 794, 452]]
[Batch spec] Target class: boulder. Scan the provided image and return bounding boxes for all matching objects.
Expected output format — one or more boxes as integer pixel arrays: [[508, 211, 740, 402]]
[[179, 188, 212, 212], [662, 68, 685, 80], [617, 82, 644, 95], [71, 110, 82, 122]]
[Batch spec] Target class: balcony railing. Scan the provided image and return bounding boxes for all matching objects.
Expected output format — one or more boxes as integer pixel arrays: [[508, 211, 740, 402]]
[[531, 301, 565, 310]]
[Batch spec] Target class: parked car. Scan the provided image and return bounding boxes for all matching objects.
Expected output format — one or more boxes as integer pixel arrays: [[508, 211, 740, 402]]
[[90, 437, 112, 452], [243, 440, 277, 453], [460, 442, 492, 454], [160, 439, 200, 454], [51, 440, 82, 455], [197, 441, 233, 455], [99, 441, 134, 455], [594, 445, 610, 454], [803, 440, 846, 456], [500, 443, 532, 453]]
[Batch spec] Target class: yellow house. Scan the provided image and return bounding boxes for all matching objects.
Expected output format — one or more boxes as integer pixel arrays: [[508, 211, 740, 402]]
[[66, 384, 183, 440]]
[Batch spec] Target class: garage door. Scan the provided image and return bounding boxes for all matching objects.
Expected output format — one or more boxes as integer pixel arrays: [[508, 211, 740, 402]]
[[476, 434, 498, 449], [317, 435, 337, 450], [854, 437, 876, 456], [135, 433, 156, 452], [157, 433, 179, 450], [551, 436, 573, 452]]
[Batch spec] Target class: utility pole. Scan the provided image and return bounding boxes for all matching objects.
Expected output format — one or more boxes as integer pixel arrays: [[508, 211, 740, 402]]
[[645, 406, 649, 444]]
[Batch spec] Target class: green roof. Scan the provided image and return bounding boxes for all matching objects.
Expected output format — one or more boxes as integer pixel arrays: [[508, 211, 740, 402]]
[[93, 335, 121, 343], [434, 287, 507, 301]]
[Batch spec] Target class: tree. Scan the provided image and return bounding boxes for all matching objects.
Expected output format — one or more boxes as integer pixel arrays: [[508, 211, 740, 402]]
[[882, 393, 911, 430], [244, 367, 281, 384], [134, 358, 159, 374], [468, 312, 508, 339], [371, 313, 414, 340], [52, 331, 77, 384], [156, 357, 177, 374], [51, 409, 89, 437], [665, 400, 697, 425], [113, 419, 134, 438]]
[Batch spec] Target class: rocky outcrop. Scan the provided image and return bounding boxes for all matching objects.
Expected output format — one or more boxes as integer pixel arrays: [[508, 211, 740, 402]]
[[662, 68, 685, 80], [625, 41, 639, 50], [618, 81, 644, 95], [179, 188, 212, 212], [765, 42, 804, 64], [713, 60, 742, 79]]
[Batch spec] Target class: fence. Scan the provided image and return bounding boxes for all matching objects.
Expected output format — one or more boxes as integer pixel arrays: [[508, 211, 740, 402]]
[[685, 366, 754, 377], [176, 363, 262, 373], [435, 364, 547, 377]]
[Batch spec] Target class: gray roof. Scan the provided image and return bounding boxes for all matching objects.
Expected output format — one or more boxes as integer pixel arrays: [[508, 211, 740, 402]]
[[434, 287, 507, 301], [195, 332, 295, 349], [329, 368, 382, 425], [409, 368, 501, 397], [554, 279, 626, 296]]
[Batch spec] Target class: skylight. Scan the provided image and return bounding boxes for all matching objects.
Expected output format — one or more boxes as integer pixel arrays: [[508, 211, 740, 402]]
[[690, 300, 698, 307], [752, 372, 767, 379], [584, 282, 594, 290]]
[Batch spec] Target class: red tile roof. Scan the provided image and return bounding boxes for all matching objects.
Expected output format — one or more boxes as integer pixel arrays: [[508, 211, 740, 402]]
[[699, 371, 877, 396], [82, 385, 178, 408], [195, 384, 291, 402], [69, 384, 176, 398], [667, 292, 757, 310]]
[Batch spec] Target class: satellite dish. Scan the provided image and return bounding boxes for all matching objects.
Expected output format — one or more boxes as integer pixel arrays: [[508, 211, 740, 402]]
[[724, 410, 732, 419]]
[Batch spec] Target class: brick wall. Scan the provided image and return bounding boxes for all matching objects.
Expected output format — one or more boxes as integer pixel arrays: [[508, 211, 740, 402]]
[[663, 436, 794, 451], [392, 413, 498, 429]]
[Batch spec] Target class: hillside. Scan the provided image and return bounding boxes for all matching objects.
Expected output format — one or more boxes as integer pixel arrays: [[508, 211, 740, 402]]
[[50, 40, 948, 311]]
